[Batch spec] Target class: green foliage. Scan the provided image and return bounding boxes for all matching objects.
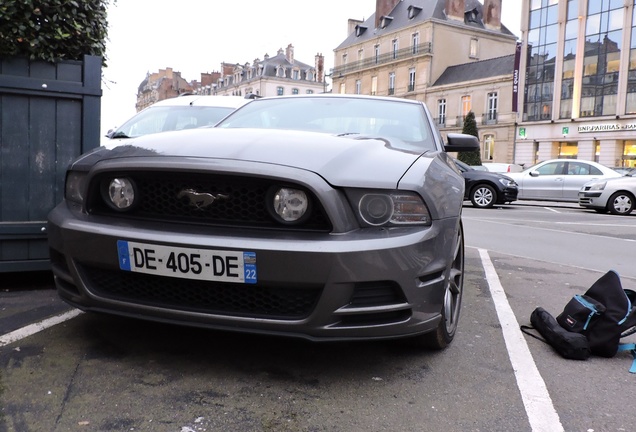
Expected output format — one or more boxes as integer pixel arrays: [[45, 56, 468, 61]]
[[458, 111, 482, 166], [0, 0, 112, 65]]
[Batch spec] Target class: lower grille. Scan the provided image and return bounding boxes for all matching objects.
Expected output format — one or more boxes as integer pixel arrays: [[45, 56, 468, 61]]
[[81, 266, 322, 320]]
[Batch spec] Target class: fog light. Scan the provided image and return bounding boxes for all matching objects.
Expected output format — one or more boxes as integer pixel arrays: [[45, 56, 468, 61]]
[[108, 178, 136, 210], [272, 188, 309, 222]]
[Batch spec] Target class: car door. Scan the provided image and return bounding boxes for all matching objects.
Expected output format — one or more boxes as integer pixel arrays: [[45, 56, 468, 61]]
[[561, 161, 605, 201], [520, 161, 566, 199]]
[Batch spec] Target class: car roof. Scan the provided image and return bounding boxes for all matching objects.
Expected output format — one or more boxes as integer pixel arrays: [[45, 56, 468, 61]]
[[253, 93, 426, 106], [150, 95, 249, 108]]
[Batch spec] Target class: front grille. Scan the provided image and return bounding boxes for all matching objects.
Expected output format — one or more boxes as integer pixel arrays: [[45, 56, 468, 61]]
[[81, 266, 322, 320], [349, 281, 406, 307], [88, 172, 331, 231]]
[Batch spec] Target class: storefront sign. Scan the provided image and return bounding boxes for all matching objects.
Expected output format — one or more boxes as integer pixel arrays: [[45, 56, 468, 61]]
[[578, 123, 636, 133]]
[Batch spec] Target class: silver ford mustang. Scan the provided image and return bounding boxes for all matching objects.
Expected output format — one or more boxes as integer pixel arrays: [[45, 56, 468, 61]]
[[47, 94, 478, 349]]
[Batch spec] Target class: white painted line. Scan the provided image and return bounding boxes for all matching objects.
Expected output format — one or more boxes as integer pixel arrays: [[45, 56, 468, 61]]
[[478, 248, 564, 432], [0, 309, 83, 347]]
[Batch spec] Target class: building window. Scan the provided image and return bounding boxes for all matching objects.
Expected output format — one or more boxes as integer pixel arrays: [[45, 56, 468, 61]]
[[524, 0, 558, 121], [277, 67, 285, 78], [626, 6, 636, 113], [306, 70, 314, 81], [392, 39, 399, 59], [339, 82, 346, 94], [487, 92, 498, 122], [292, 88, 299, 94], [342, 53, 347, 66], [560, 0, 578, 118], [408, 68, 416, 92], [306, 89, 314, 94], [580, 0, 623, 117], [469, 38, 479, 58], [484, 134, 495, 160], [438, 99, 447, 126], [355, 79, 361, 94], [412, 32, 420, 54], [292, 69, 300, 80], [461, 95, 472, 116], [358, 48, 364, 61], [277, 87, 284, 96], [388, 72, 395, 95], [374, 44, 380, 64], [371, 76, 377, 95], [623, 141, 636, 167]]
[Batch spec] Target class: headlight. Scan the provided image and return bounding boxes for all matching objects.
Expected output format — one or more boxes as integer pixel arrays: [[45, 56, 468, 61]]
[[269, 187, 310, 224], [65, 172, 87, 204], [353, 190, 431, 227], [587, 181, 607, 191], [105, 177, 136, 210], [498, 178, 517, 187]]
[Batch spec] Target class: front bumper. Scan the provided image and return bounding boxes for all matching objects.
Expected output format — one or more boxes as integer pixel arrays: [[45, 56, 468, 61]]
[[578, 190, 605, 208], [48, 202, 460, 342]]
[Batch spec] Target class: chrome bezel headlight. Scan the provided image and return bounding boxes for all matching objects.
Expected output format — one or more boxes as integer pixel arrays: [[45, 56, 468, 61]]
[[267, 186, 311, 224], [588, 181, 607, 191], [350, 190, 431, 227], [101, 177, 137, 211], [65, 171, 88, 204]]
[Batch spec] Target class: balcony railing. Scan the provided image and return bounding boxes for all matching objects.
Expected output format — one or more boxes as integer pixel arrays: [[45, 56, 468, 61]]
[[481, 112, 498, 125], [332, 43, 432, 76], [434, 117, 446, 128], [388, 88, 395, 95]]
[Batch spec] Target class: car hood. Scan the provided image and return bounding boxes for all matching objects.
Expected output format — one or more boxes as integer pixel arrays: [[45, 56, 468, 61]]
[[82, 128, 427, 188], [585, 176, 636, 188]]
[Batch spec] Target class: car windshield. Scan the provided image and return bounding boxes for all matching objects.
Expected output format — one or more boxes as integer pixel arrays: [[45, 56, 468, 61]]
[[113, 106, 236, 138], [217, 96, 435, 151]]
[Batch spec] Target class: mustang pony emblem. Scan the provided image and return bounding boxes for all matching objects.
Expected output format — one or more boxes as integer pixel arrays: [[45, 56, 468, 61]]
[[177, 189, 229, 210]]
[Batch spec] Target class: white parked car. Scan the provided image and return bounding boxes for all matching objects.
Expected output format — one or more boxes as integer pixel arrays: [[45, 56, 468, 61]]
[[481, 163, 524, 173], [506, 159, 622, 202], [103, 95, 249, 147], [579, 176, 636, 215]]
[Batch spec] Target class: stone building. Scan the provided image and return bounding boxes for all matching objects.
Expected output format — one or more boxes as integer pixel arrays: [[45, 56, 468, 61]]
[[202, 45, 326, 97], [516, 0, 636, 169], [332, 0, 519, 163], [135, 68, 194, 112]]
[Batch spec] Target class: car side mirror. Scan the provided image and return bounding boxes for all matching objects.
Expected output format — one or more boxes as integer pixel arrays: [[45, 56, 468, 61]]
[[529, 170, 540, 177], [444, 133, 480, 152]]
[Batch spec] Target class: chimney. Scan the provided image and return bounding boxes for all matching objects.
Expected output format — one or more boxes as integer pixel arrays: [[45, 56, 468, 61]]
[[286, 44, 294, 64], [483, 0, 502, 30], [315, 53, 324, 83], [375, 0, 401, 29], [445, 0, 465, 23]]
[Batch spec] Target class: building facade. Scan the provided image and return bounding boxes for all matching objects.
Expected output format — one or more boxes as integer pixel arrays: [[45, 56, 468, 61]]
[[516, 0, 636, 169], [200, 45, 326, 97], [332, 0, 519, 163], [135, 68, 194, 112]]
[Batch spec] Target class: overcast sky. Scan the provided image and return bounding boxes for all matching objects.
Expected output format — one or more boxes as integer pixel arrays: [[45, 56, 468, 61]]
[[100, 0, 522, 136]]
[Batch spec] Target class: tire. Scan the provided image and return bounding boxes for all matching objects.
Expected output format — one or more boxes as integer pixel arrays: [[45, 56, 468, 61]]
[[470, 184, 496, 208], [607, 191, 635, 215], [411, 223, 465, 350], [594, 209, 609, 214]]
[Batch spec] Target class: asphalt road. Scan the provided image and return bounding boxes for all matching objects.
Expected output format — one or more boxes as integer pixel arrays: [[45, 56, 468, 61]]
[[1, 202, 635, 432]]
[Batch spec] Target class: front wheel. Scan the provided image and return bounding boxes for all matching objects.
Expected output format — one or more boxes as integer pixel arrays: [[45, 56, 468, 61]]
[[607, 191, 635, 215], [470, 184, 496, 208], [412, 223, 465, 350]]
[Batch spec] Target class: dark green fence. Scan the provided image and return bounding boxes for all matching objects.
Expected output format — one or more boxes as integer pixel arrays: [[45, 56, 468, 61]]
[[0, 55, 101, 272]]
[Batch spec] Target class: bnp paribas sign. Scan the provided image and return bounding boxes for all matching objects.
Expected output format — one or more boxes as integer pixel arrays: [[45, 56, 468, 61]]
[[578, 123, 636, 133]]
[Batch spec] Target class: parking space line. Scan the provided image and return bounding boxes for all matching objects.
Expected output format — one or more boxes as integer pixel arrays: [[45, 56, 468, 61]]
[[0, 309, 83, 347], [478, 248, 564, 432]]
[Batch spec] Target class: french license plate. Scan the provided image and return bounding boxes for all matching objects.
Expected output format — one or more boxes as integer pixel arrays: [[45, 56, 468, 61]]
[[117, 240, 257, 284]]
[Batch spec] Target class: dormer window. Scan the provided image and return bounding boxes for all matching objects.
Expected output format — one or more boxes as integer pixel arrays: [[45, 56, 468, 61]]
[[355, 25, 367, 37], [277, 66, 286, 78], [381, 15, 393, 29], [408, 5, 422, 19], [466, 8, 479, 23]]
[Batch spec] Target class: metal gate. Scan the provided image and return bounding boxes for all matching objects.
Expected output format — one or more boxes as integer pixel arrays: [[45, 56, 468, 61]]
[[0, 55, 101, 272]]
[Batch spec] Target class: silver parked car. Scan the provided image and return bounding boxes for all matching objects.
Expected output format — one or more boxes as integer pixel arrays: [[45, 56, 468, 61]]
[[506, 159, 621, 202], [47, 94, 478, 349], [579, 176, 636, 215], [103, 95, 249, 147]]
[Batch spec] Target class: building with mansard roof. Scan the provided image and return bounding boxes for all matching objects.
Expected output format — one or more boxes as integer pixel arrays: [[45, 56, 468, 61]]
[[332, 0, 520, 164], [200, 45, 326, 97]]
